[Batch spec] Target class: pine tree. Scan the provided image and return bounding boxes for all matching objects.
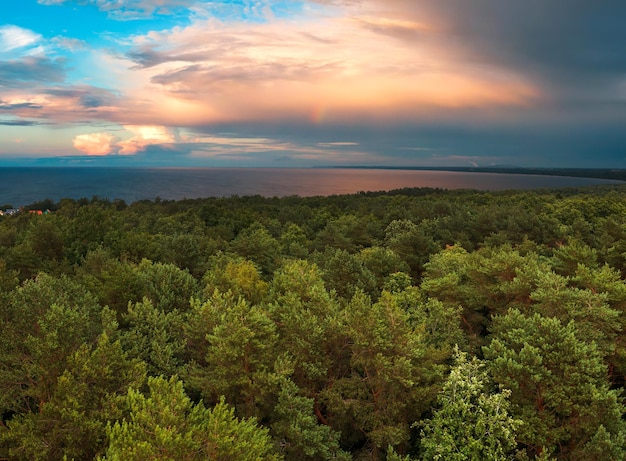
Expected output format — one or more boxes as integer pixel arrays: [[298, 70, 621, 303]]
[[101, 376, 281, 461], [484, 309, 626, 460], [420, 348, 521, 461]]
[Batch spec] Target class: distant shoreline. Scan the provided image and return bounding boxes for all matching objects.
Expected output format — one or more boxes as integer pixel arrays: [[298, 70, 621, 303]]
[[2, 164, 625, 183], [1, 164, 624, 182], [1, 167, 623, 207], [317, 166, 626, 182]]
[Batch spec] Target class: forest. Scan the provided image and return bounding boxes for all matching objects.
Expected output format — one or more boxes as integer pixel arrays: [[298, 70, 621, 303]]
[[2, 184, 626, 460]]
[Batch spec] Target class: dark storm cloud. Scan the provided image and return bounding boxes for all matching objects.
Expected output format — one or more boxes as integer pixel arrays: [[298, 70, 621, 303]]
[[316, 0, 626, 167], [430, 0, 626, 165], [191, 114, 626, 168], [418, 0, 626, 90]]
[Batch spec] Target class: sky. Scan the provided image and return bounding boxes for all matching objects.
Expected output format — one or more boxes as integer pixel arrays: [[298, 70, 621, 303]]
[[1, 0, 625, 168]]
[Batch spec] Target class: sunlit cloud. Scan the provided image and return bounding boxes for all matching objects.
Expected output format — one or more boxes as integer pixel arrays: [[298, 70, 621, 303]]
[[66, 126, 384, 165], [2, 1, 540, 128], [0, 99, 42, 110], [73, 132, 119, 155], [118, 125, 179, 154], [0, 86, 123, 125], [69, 125, 181, 157], [113, 3, 538, 128], [3, 0, 625, 167]]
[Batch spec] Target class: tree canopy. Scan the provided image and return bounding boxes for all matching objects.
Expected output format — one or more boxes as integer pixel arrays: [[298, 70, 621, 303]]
[[2, 185, 626, 460]]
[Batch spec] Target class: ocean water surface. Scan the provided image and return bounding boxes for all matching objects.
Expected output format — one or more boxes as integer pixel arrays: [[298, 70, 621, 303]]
[[0, 167, 622, 207]]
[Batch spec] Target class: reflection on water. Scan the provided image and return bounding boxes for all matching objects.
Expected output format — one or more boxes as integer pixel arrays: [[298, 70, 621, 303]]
[[0, 167, 622, 206]]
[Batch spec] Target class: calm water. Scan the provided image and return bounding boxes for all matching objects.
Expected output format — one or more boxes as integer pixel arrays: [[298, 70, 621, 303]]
[[0, 167, 622, 206]]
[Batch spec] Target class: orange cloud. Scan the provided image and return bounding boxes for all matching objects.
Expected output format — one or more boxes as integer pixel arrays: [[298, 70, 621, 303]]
[[73, 132, 119, 155], [72, 125, 179, 156], [118, 125, 178, 154], [104, 1, 540, 127], [6, 0, 542, 131]]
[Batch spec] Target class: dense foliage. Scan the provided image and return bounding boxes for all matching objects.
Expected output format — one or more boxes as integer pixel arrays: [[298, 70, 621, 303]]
[[2, 184, 626, 460]]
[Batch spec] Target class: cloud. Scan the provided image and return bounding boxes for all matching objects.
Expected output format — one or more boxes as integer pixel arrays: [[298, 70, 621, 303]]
[[73, 132, 120, 155], [9, 2, 539, 126], [0, 119, 41, 126], [72, 125, 179, 156], [118, 125, 179, 154], [45, 87, 120, 109], [38, 0, 197, 19], [0, 25, 42, 56], [386, 0, 626, 101], [15, 0, 626, 168], [0, 25, 66, 89], [181, 132, 383, 165], [317, 142, 359, 147], [65, 126, 382, 166], [116, 5, 538, 128], [0, 100, 42, 110], [51, 36, 87, 51], [0, 57, 65, 88], [356, 16, 431, 40], [0, 86, 123, 127]]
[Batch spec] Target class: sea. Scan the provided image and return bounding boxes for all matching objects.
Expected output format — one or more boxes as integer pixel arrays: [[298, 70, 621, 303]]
[[0, 167, 622, 207]]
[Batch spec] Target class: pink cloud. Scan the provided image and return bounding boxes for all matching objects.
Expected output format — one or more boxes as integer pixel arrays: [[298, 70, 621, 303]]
[[118, 125, 178, 154], [71, 126, 179, 156], [73, 132, 119, 155], [111, 1, 539, 127], [9, 0, 543, 141]]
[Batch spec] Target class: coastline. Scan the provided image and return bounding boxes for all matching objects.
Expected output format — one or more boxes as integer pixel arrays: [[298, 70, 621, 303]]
[[1, 167, 624, 209], [316, 166, 626, 182]]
